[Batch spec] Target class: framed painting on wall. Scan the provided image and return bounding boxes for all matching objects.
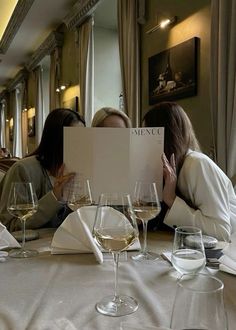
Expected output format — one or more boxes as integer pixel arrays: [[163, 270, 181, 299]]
[[148, 37, 199, 105]]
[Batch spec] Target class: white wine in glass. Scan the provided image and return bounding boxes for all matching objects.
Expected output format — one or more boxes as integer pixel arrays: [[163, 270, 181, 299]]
[[93, 192, 139, 317], [64, 177, 92, 211], [132, 182, 161, 261], [7, 182, 38, 258]]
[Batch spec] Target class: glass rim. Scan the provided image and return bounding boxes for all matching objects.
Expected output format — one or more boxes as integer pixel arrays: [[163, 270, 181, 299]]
[[178, 273, 224, 293], [99, 192, 131, 197], [175, 226, 202, 234]]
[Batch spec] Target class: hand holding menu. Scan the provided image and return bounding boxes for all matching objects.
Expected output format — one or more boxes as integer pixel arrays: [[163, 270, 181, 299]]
[[64, 127, 164, 202]]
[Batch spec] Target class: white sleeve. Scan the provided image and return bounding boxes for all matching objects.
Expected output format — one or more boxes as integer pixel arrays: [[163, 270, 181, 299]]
[[164, 155, 232, 241]]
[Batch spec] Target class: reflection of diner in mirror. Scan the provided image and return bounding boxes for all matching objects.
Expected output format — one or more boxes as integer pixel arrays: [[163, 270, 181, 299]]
[[0, 108, 85, 232], [143, 101, 236, 242], [0, 147, 11, 158], [91, 107, 132, 128]]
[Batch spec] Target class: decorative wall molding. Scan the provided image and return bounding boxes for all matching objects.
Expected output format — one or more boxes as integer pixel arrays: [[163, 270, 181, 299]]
[[138, 0, 146, 25], [0, 0, 35, 54], [6, 69, 28, 92], [63, 0, 100, 30], [0, 91, 8, 103], [26, 31, 64, 71]]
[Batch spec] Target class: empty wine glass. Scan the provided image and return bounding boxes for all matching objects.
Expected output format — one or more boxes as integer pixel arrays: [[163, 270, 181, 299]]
[[93, 192, 139, 316], [7, 182, 38, 258], [64, 176, 92, 211], [170, 273, 228, 329], [132, 182, 161, 261], [171, 226, 206, 275]]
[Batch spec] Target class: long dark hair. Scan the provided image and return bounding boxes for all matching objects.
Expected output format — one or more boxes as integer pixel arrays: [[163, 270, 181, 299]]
[[31, 108, 85, 176], [143, 102, 201, 173]]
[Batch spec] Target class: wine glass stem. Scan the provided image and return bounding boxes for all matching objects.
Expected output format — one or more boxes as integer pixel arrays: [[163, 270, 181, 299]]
[[112, 252, 120, 302], [142, 220, 148, 254], [21, 218, 26, 250]]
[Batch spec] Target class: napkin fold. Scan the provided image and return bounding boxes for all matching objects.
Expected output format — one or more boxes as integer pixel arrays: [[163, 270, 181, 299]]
[[219, 232, 236, 275], [51, 206, 140, 264], [0, 222, 21, 249]]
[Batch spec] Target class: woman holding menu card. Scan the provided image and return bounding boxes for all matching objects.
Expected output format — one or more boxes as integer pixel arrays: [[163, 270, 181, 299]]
[[143, 102, 236, 241], [0, 108, 85, 232]]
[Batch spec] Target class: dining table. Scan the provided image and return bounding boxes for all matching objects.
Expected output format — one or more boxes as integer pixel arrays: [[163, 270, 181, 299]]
[[0, 228, 235, 330]]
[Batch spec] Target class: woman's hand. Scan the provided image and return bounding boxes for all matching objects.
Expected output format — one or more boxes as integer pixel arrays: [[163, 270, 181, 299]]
[[53, 164, 75, 201], [162, 153, 177, 208]]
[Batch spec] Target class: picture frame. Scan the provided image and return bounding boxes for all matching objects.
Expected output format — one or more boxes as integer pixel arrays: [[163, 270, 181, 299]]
[[63, 96, 79, 112], [148, 37, 199, 105], [28, 116, 35, 137]]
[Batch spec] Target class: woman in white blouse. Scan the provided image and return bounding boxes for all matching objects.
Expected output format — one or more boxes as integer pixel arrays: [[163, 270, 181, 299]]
[[143, 102, 236, 241]]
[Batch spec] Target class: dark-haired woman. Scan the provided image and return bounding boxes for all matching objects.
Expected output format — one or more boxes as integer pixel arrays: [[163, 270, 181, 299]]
[[143, 102, 236, 241], [0, 108, 85, 232]]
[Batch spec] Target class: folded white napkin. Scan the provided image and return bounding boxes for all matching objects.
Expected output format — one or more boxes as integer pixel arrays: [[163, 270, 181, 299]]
[[0, 222, 21, 261], [0, 222, 21, 249], [51, 206, 140, 264], [219, 232, 236, 275]]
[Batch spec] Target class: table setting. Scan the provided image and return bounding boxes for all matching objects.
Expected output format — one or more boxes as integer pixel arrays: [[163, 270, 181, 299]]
[[0, 179, 236, 329]]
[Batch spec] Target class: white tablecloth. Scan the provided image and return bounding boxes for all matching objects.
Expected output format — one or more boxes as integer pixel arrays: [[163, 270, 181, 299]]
[[0, 229, 235, 330]]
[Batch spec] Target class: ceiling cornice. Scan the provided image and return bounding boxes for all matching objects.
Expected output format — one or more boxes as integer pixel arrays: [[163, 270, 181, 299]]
[[26, 31, 64, 71], [6, 68, 28, 91], [0, 0, 35, 54], [63, 0, 100, 30]]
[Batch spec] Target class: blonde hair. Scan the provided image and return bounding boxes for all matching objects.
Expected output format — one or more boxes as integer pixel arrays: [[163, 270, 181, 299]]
[[91, 107, 132, 128]]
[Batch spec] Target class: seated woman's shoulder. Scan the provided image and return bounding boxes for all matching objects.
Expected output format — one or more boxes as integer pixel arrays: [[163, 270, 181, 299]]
[[184, 150, 229, 179]]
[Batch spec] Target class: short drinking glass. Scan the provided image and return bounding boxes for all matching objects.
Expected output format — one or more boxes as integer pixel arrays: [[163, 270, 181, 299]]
[[170, 273, 228, 330], [171, 226, 206, 274]]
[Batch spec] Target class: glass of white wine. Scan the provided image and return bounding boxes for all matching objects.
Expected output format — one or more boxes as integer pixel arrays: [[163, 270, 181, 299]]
[[171, 226, 206, 275], [64, 177, 92, 211], [7, 182, 38, 258], [132, 182, 161, 261], [93, 192, 139, 316]]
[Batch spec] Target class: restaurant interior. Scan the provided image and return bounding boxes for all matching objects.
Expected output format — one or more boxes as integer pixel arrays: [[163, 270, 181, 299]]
[[0, 1, 236, 329], [0, 0, 234, 187]]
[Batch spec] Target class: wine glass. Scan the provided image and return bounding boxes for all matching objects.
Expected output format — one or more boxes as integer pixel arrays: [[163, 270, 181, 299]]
[[170, 273, 228, 330], [93, 192, 139, 316], [7, 182, 38, 258], [132, 182, 161, 261], [64, 177, 92, 211], [171, 226, 206, 275]]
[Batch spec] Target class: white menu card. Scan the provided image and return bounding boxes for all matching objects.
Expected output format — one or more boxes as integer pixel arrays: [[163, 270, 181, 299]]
[[64, 127, 164, 202]]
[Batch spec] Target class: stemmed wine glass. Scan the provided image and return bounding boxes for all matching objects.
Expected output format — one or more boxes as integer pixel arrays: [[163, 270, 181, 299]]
[[7, 182, 38, 258], [132, 182, 161, 261], [170, 273, 228, 329], [64, 177, 93, 211], [171, 226, 206, 275], [93, 192, 139, 316]]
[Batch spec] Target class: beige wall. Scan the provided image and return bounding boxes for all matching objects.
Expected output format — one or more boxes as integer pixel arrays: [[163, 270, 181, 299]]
[[141, 0, 212, 154]]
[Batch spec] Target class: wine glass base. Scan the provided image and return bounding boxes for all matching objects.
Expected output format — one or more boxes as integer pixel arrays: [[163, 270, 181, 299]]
[[9, 248, 38, 258], [96, 295, 138, 317], [131, 251, 160, 261]]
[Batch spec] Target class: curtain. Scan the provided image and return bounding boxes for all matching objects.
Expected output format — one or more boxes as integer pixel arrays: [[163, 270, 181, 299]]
[[50, 47, 61, 111], [210, 0, 236, 179], [0, 100, 6, 147], [34, 66, 44, 144], [78, 16, 94, 125], [118, 0, 140, 127]]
